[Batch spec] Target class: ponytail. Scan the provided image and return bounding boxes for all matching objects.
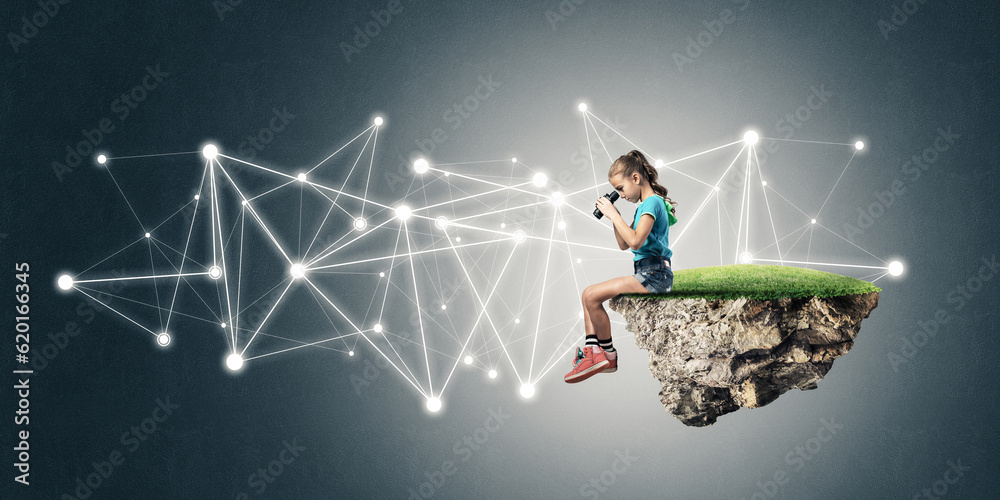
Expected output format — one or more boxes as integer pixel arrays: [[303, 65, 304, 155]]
[[611, 150, 677, 214]]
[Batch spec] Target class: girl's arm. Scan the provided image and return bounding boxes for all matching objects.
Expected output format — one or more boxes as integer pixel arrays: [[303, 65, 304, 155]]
[[614, 213, 655, 250], [596, 197, 655, 250], [613, 223, 628, 251]]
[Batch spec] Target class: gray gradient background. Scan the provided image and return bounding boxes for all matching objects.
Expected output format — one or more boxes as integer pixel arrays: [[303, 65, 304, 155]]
[[2, 0, 999, 499]]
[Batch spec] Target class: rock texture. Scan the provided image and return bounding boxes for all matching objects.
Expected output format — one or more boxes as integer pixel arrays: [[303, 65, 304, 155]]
[[608, 292, 879, 426]]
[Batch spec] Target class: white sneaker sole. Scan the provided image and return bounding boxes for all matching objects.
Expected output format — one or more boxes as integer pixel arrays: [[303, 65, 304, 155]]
[[564, 360, 610, 383]]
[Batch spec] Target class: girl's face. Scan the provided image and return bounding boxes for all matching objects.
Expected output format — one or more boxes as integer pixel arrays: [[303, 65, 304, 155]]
[[609, 171, 642, 203]]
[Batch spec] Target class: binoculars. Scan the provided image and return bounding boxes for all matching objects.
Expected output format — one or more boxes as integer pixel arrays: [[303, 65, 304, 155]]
[[593, 191, 620, 219]]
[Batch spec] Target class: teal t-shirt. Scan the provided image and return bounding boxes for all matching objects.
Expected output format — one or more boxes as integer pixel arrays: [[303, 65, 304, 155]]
[[630, 194, 675, 262]]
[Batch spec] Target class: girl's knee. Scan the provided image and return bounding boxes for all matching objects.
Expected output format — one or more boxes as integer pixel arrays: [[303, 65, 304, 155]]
[[582, 288, 602, 308]]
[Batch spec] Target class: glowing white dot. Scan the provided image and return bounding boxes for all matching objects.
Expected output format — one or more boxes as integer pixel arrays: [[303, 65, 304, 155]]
[[426, 397, 442, 412], [194, 194, 200, 200], [57, 275, 74, 291], [500, 222, 506, 228], [290, 263, 306, 279], [576, 258, 582, 264], [241, 199, 248, 206], [455, 237, 461, 242], [557, 221, 566, 230], [855, 141, 865, 151], [97, 154, 107, 164], [811, 219, 817, 224], [762, 181, 768, 187], [533, 172, 548, 187], [202, 144, 218, 160], [221, 322, 227, 328], [511, 157, 517, 163], [435, 216, 449, 229], [353, 217, 367, 231], [655, 159, 664, 168], [144, 232, 151, 238], [374, 116, 383, 126], [226, 353, 244, 371], [888, 261, 904, 276], [463, 355, 473, 365], [519, 383, 535, 398], [488, 369, 497, 379], [373, 323, 383, 333], [379, 272, 385, 278], [739, 252, 754, 264], [441, 304, 447, 310], [743, 131, 759, 146], [395, 205, 412, 221], [550, 192, 565, 206], [349, 350, 355, 356], [414, 159, 429, 174], [444, 172, 449, 177], [578, 103, 588, 112], [513, 230, 526, 244], [714, 186, 721, 191], [157, 333, 171, 347], [297, 172, 307, 182], [209, 266, 222, 279], [514, 318, 520, 324]]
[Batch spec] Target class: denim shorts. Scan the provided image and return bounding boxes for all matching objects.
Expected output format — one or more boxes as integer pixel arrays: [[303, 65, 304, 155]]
[[632, 256, 673, 294]]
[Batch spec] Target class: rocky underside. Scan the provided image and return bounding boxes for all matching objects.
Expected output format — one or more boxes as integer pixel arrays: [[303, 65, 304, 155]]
[[608, 291, 879, 426]]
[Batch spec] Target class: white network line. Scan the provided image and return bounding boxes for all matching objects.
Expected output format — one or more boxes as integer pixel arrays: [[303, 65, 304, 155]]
[[58, 108, 897, 412]]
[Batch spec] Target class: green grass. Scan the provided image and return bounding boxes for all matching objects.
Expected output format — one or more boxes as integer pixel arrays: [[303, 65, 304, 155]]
[[624, 264, 882, 301]]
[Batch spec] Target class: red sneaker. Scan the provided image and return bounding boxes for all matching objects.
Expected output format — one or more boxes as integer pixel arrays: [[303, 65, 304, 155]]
[[570, 348, 617, 374], [564, 346, 609, 383], [601, 353, 617, 373]]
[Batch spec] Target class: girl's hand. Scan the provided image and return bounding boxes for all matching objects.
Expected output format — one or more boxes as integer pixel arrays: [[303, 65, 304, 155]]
[[596, 196, 619, 219]]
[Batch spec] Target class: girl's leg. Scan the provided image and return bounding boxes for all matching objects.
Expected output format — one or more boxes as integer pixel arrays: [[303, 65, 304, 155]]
[[582, 294, 595, 337], [582, 276, 647, 341]]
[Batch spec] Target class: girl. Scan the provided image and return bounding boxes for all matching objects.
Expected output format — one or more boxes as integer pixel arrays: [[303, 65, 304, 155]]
[[564, 149, 677, 383]]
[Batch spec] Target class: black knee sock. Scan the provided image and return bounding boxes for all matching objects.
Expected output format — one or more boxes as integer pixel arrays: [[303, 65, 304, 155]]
[[598, 337, 616, 353]]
